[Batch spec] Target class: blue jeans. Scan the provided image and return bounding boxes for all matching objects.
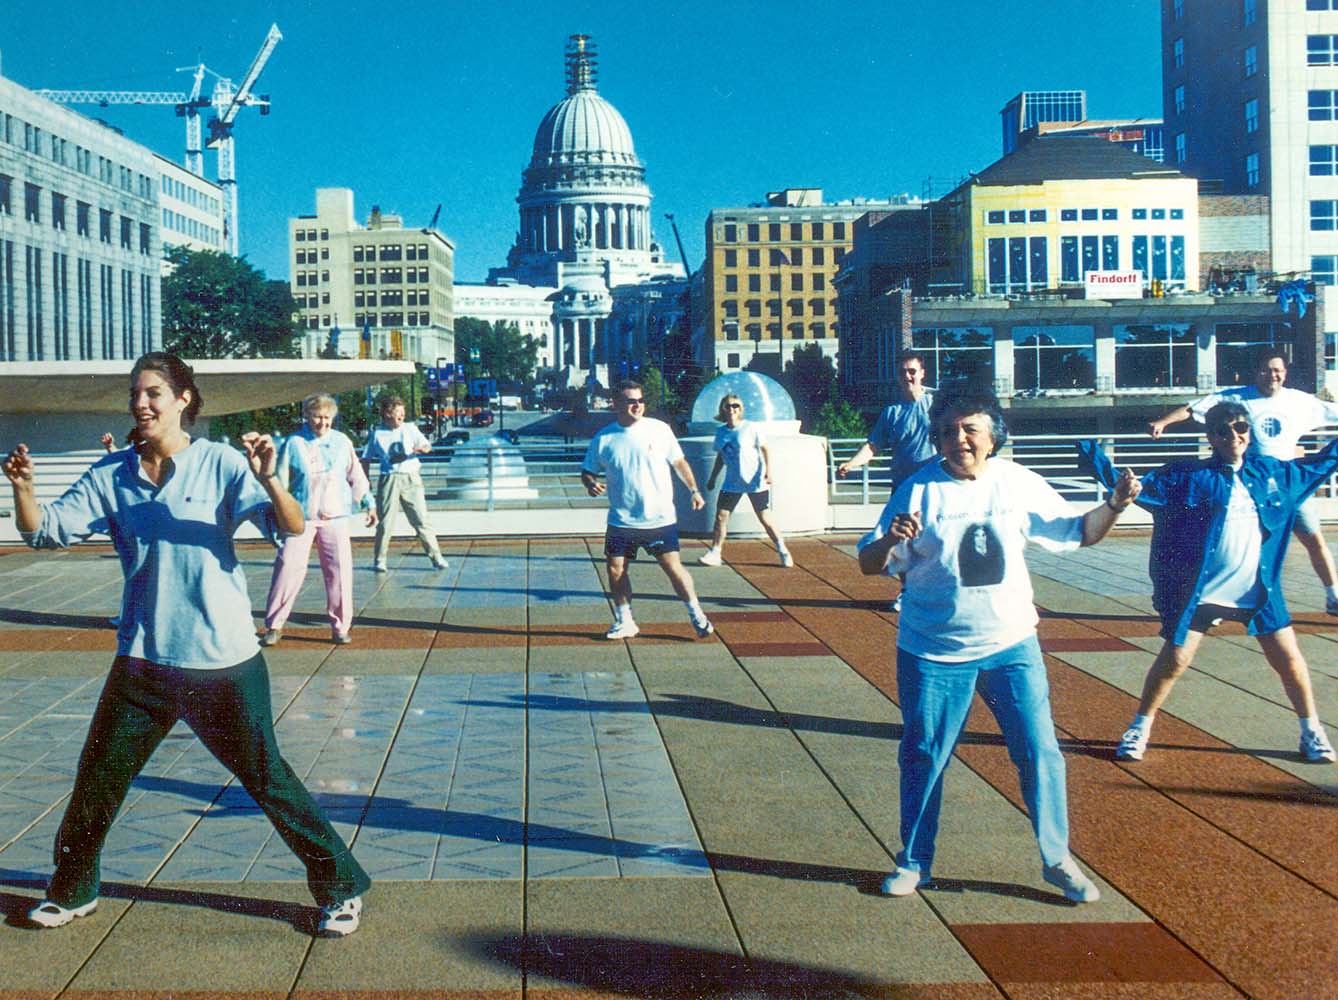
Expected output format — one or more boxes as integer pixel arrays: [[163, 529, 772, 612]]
[[895, 636, 1069, 878]]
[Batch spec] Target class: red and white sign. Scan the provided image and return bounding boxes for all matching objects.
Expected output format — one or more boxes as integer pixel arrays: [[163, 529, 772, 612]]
[[1085, 270, 1144, 299]]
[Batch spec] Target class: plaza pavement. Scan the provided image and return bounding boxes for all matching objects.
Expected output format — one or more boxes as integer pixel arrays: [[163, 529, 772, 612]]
[[0, 530, 1333, 1000]]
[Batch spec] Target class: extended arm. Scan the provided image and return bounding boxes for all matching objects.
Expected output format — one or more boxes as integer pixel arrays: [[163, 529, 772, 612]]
[[760, 442, 773, 485], [241, 433, 305, 536], [838, 442, 877, 478], [1080, 468, 1141, 546], [1148, 404, 1193, 439], [858, 512, 920, 575], [3, 445, 40, 533]]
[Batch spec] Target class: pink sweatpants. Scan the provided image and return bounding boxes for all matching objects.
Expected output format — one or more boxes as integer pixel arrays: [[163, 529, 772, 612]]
[[264, 518, 354, 635]]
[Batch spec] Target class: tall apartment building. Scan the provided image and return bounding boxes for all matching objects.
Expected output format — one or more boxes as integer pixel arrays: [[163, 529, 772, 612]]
[[288, 188, 454, 365], [703, 188, 918, 374], [1162, 0, 1335, 280], [0, 75, 161, 361]]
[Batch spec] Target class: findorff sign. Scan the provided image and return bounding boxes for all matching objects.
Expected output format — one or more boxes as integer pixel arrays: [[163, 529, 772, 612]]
[[1085, 270, 1144, 299]]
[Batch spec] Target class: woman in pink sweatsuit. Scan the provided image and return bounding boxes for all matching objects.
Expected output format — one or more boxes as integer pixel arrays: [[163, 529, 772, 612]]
[[262, 394, 376, 645]]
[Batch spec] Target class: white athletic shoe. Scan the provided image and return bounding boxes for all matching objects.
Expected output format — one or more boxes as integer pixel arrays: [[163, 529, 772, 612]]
[[28, 898, 97, 928], [698, 548, 723, 566], [317, 896, 362, 937], [605, 619, 640, 640]]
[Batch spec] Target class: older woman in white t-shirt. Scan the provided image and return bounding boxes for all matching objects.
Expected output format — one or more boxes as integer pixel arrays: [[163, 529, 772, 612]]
[[858, 390, 1139, 904]]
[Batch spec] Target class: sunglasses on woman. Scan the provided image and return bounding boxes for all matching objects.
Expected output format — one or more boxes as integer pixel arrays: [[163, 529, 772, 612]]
[[1210, 420, 1251, 436]]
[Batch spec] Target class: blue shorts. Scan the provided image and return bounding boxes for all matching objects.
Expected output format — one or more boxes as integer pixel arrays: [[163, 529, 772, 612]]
[[604, 523, 680, 560]]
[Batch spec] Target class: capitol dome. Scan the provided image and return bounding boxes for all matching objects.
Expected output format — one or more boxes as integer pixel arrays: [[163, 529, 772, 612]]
[[530, 89, 639, 168]]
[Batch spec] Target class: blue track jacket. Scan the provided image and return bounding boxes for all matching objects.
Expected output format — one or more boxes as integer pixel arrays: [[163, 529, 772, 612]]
[[1076, 438, 1338, 644]]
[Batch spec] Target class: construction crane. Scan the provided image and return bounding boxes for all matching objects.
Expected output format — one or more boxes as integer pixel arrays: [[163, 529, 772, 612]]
[[35, 23, 282, 257]]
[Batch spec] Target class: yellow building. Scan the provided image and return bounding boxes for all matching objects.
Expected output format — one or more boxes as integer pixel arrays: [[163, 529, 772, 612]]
[[703, 188, 920, 373], [939, 136, 1199, 296], [288, 187, 454, 365]]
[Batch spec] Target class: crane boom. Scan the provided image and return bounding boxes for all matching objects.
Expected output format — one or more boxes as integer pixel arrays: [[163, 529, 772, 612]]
[[210, 23, 282, 135], [35, 89, 188, 105]]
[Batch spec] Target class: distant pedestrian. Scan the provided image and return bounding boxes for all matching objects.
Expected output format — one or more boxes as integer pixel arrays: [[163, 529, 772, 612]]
[[3, 352, 369, 936], [262, 394, 377, 646], [1149, 350, 1338, 614], [364, 394, 447, 573], [699, 393, 791, 568], [839, 351, 936, 610], [1086, 400, 1338, 764], [581, 380, 714, 641]]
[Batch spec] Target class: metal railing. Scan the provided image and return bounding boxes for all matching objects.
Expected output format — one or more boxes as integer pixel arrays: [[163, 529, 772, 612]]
[[827, 429, 1338, 505], [9, 430, 1338, 521]]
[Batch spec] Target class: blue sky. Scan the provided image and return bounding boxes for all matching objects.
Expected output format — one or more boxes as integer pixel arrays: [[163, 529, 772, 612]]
[[1, 1, 1162, 283]]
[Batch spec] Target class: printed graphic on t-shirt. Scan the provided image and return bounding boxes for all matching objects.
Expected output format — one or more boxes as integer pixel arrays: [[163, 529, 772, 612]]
[[957, 522, 1005, 586], [1255, 414, 1282, 441]]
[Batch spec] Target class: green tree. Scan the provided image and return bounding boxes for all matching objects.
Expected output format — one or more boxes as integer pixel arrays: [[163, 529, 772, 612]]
[[162, 246, 301, 358], [454, 317, 540, 386], [638, 365, 679, 419], [784, 343, 839, 427], [809, 396, 867, 440]]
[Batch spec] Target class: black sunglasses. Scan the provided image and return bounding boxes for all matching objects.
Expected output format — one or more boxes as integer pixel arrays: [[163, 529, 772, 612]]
[[724, 402, 742, 409], [1211, 420, 1251, 436], [619, 396, 644, 406]]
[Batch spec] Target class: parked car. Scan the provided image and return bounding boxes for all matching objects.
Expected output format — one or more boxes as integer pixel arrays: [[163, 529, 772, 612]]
[[471, 410, 495, 427], [433, 430, 471, 453]]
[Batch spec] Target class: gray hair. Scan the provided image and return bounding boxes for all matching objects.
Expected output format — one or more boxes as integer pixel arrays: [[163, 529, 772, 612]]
[[302, 393, 338, 417]]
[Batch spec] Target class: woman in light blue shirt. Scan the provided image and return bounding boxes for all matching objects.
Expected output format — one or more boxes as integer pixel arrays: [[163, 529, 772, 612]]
[[3, 353, 370, 937]]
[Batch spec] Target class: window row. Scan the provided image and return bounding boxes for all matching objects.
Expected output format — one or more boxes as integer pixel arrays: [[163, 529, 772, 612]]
[[0, 176, 150, 252], [294, 247, 329, 264], [720, 246, 835, 268], [0, 242, 155, 362], [351, 243, 431, 262], [294, 293, 329, 309], [160, 176, 220, 214], [348, 312, 433, 329], [986, 234, 1187, 290], [1310, 35, 1338, 66], [352, 266, 431, 285], [909, 321, 1290, 393], [718, 297, 831, 318], [984, 207, 1185, 226], [719, 221, 848, 244], [293, 228, 330, 242], [719, 321, 831, 343], [722, 271, 828, 292], [353, 290, 431, 307], [161, 209, 221, 247], [0, 113, 153, 198]]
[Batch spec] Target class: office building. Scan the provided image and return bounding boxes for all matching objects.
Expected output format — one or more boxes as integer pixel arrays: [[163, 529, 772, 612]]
[[1002, 89, 1164, 162], [157, 155, 225, 271], [703, 188, 919, 375], [1162, 0, 1332, 280], [288, 188, 454, 366], [0, 74, 162, 361], [452, 282, 556, 368]]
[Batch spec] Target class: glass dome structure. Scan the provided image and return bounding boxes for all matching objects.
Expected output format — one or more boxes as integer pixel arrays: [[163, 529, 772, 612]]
[[689, 372, 798, 433]]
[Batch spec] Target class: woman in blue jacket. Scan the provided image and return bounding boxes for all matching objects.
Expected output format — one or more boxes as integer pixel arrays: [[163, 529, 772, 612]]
[[2, 353, 370, 935], [1080, 400, 1338, 764]]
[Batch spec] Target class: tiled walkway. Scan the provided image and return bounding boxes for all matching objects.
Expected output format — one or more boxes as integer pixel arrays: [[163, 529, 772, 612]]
[[0, 533, 1332, 999]]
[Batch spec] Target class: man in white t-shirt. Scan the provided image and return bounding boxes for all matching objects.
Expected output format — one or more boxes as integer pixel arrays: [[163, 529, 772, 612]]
[[363, 396, 448, 573], [580, 381, 713, 640], [1149, 350, 1338, 614]]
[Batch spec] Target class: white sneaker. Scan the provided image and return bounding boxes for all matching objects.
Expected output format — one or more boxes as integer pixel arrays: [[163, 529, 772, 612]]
[[1327, 594, 1338, 617], [1300, 728, 1336, 763], [28, 898, 97, 928], [605, 619, 640, 640], [1043, 857, 1100, 903], [316, 895, 362, 937], [431, 555, 449, 570], [878, 867, 922, 896], [691, 613, 714, 639], [889, 595, 902, 613], [778, 548, 794, 568], [373, 563, 388, 574], [698, 548, 723, 566], [1115, 726, 1150, 761]]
